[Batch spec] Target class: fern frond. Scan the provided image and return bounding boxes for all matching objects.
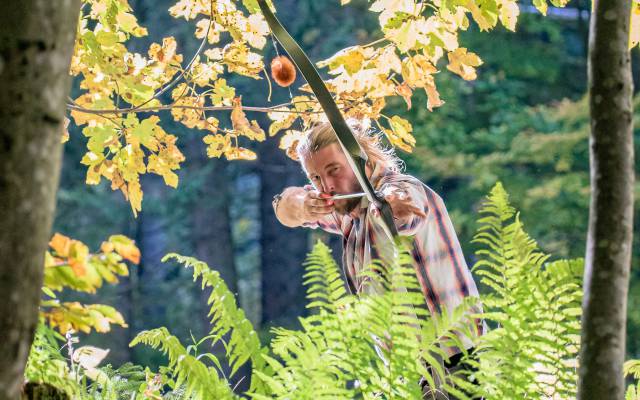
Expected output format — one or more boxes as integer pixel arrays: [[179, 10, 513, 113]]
[[130, 327, 238, 400], [161, 253, 267, 392], [470, 182, 583, 399]]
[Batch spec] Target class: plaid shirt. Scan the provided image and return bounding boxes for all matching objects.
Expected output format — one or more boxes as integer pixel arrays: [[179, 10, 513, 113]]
[[300, 166, 485, 356]]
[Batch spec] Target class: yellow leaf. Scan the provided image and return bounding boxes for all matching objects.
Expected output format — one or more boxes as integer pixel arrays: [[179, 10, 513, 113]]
[[223, 42, 263, 78], [279, 129, 306, 160], [317, 46, 373, 75], [498, 0, 519, 31], [466, 0, 498, 30], [225, 147, 257, 161], [195, 19, 221, 44], [395, 82, 413, 110], [68, 241, 89, 276], [148, 37, 182, 65], [127, 180, 143, 217], [391, 20, 419, 52], [446, 47, 482, 80], [49, 233, 72, 257], [268, 107, 298, 137], [401, 55, 438, 88], [231, 97, 265, 141], [532, 0, 548, 16], [108, 235, 141, 264], [243, 14, 270, 49], [425, 85, 444, 111], [203, 134, 231, 158], [62, 117, 70, 143], [385, 115, 416, 152]]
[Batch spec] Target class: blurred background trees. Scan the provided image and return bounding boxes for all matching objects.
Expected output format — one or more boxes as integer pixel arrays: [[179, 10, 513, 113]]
[[54, 0, 640, 370]]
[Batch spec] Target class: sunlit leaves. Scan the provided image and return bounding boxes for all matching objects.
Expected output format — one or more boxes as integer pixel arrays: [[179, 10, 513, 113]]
[[41, 233, 138, 335], [383, 115, 416, 152], [43, 302, 126, 334], [70, 0, 271, 215], [45, 233, 137, 293], [447, 47, 483, 80], [67, 0, 572, 216]]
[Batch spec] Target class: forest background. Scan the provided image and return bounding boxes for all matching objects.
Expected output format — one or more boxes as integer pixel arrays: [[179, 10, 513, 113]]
[[54, 0, 640, 369]]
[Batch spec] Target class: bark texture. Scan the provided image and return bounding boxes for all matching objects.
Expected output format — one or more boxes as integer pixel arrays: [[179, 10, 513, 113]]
[[0, 0, 80, 398], [579, 0, 634, 398]]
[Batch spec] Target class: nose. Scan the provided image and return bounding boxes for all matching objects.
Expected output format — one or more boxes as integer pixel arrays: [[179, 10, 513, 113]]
[[320, 176, 335, 194]]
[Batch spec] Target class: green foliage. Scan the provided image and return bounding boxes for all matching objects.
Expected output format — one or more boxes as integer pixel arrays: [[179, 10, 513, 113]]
[[159, 253, 269, 390], [131, 328, 239, 399], [469, 182, 582, 399], [625, 359, 640, 400], [25, 322, 81, 397], [31, 184, 635, 399]]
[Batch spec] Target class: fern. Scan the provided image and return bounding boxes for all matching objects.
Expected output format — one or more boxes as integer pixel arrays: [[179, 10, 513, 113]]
[[470, 182, 583, 399], [24, 321, 81, 397], [249, 239, 476, 400], [161, 253, 268, 392], [131, 327, 239, 399]]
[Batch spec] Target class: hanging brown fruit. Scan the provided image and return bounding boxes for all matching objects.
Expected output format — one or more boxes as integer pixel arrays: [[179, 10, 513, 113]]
[[270, 56, 296, 87]]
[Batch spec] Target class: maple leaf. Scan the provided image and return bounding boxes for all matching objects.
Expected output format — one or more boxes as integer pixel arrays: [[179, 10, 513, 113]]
[[223, 42, 263, 78], [62, 117, 70, 143], [242, 13, 270, 49], [401, 54, 437, 88], [384, 115, 416, 152], [317, 46, 373, 75], [465, 0, 499, 30], [49, 233, 72, 258], [195, 18, 221, 44], [446, 47, 482, 80], [268, 107, 298, 137], [425, 85, 444, 111], [203, 134, 231, 158], [498, 0, 520, 31]]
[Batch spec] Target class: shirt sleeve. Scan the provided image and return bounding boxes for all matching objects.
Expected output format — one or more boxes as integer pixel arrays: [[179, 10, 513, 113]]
[[302, 212, 343, 235], [377, 177, 429, 236]]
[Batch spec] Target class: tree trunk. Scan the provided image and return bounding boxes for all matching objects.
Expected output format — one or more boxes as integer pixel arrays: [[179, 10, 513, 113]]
[[579, 0, 634, 398], [0, 1, 80, 398], [191, 157, 239, 297]]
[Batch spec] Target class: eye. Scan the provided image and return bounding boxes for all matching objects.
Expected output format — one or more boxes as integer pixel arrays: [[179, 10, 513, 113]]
[[328, 167, 339, 176]]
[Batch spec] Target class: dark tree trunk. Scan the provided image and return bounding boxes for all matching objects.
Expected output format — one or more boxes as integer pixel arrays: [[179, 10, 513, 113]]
[[579, 0, 634, 398], [129, 175, 170, 362], [259, 138, 309, 328], [191, 157, 239, 297], [0, 1, 80, 397]]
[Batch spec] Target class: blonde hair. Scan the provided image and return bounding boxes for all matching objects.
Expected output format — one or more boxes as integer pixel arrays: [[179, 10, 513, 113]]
[[296, 120, 403, 173]]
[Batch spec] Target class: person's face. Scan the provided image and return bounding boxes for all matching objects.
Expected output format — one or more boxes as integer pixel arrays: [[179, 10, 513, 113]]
[[302, 143, 363, 215]]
